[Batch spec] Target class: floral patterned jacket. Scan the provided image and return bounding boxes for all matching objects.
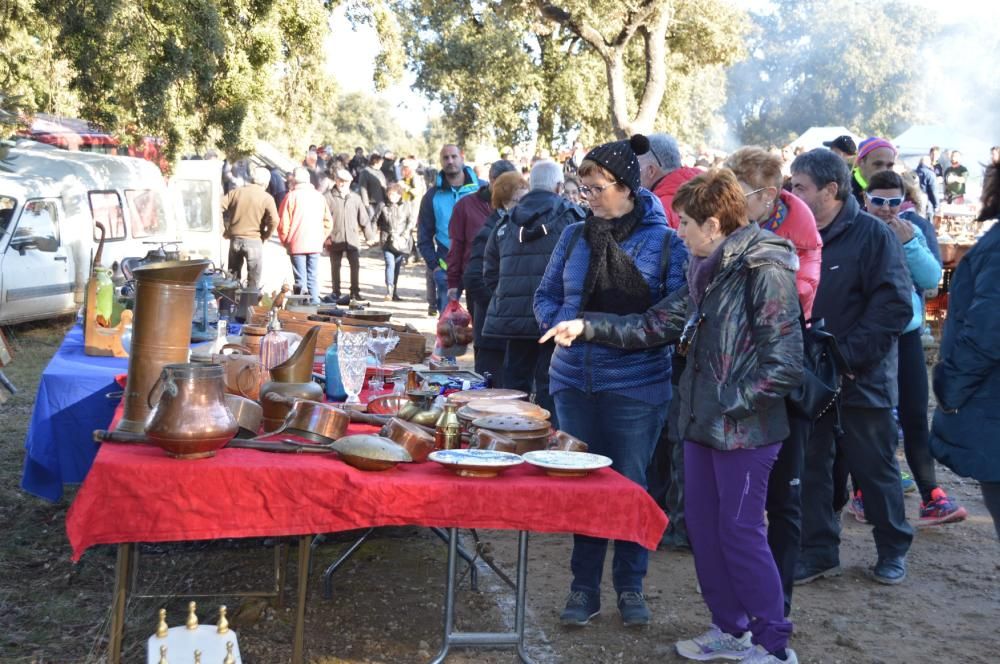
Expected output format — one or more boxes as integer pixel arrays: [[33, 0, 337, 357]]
[[582, 224, 804, 451]]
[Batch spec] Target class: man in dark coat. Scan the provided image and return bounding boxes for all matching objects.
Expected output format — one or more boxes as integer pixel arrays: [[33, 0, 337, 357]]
[[790, 149, 914, 586], [483, 160, 585, 423], [358, 153, 388, 223]]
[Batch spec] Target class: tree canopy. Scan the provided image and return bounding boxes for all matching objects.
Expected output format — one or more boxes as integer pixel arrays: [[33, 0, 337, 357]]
[[3, 0, 340, 163], [365, 0, 747, 150], [724, 0, 936, 146]]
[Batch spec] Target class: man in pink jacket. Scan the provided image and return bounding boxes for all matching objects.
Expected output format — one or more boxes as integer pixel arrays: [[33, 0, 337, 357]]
[[277, 167, 332, 303]]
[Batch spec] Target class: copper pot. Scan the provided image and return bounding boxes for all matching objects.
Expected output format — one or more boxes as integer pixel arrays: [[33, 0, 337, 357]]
[[117, 260, 211, 433], [201, 343, 270, 401], [469, 429, 517, 454], [145, 363, 238, 459], [260, 385, 324, 432], [276, 400, 349, 443], [380, 417, 436, 462], [548, 430, 589, 453]]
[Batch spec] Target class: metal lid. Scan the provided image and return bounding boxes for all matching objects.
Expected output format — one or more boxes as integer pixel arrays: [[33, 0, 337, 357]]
[[470, 414, 551, 433], [461, 399, 550, 421], [447, 389, 527, 406]]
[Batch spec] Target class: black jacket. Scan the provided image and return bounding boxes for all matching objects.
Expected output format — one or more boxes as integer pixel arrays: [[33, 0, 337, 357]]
[[812, 195, 912, 408], [483, 190, 585, 339], [377, 201, 415, 254], [584, 224, 803, 451]]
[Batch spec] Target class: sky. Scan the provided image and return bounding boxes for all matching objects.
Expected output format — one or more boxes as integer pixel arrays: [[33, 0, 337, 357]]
[[326, 2, 1000, 143]]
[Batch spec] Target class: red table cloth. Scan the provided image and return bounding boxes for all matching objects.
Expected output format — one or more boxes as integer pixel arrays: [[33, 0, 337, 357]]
[[66, 421, 667, 560]]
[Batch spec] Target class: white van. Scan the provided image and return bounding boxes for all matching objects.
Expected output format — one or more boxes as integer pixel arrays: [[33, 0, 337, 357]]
[[0, 141, 192, 325]]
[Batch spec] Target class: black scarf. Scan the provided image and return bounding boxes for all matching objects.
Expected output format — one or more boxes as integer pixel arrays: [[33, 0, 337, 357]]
[[579, 204, 651, 315]]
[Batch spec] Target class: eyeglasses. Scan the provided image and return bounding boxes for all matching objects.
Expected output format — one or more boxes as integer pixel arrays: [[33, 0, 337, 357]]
[[578, 183, 615, 198], [866, 194, 904, 208], [676, 312, 705, 357], [743, 186, 768, 198]]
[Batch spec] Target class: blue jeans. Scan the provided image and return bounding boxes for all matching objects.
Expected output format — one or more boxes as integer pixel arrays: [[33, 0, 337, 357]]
[[289, 253, 320, 303], [383, 250, 405, 288], [554, 388, 667, 594], [426, 267, 448, 313]]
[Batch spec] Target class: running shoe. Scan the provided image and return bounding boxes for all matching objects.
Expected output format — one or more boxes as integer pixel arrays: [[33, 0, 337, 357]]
[[918, 487, 969, 527], [676, 624, 753, 661], [901, 471, 917, 494], [559, 590, 600, 626], [739, 645, 799, 663]]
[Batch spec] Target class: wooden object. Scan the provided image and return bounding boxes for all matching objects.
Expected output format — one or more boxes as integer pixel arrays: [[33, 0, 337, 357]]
[[248, 306, 429, 364]]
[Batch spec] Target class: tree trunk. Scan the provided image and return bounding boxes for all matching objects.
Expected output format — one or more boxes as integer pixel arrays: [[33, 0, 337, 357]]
[[536, 32, 556, 151], [605, 50, 631, 139]]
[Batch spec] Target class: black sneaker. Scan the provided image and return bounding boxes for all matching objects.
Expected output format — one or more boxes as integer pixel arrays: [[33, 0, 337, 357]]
[[617, 591, 650, 627], [428, 307, 438, 317], [560, 590, 600, 627], [870, 556, 907, 585], [793, 560, 841, 586]]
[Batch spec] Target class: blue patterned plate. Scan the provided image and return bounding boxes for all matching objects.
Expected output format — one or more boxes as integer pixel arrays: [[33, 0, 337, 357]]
[[522, 450, 613, 477], [428, 449, 525, 477]]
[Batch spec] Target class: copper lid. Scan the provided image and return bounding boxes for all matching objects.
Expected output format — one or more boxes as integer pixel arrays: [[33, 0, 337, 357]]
[[447, 389, 527, 406], [471, 414, 551, 433], [461, 399, 550, 421]]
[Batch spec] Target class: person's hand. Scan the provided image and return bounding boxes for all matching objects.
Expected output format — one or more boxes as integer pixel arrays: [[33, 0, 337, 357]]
[[887, 216, 914, 244], [539, 319, 585, 347], [447, 288, 459, 301]]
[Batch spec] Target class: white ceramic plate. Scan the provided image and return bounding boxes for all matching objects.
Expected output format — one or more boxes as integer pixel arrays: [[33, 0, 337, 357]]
[[522, 450, 613, 477], [429, 449, 525, 477]]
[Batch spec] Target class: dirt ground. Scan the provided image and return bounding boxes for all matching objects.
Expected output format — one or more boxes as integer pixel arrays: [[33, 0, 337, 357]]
[[1, 247, 998, 663]]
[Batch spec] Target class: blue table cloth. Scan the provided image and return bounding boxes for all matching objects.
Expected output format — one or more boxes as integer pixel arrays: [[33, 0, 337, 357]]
[[21, 325, 127, 501]]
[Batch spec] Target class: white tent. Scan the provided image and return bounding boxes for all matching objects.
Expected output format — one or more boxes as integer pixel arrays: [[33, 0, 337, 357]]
[[892, 124, 994, 166], [785, 126, 864, 152]]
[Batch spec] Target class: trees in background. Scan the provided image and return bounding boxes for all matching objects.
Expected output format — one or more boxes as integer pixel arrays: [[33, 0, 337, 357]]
[[724, 0, 935, 147], [365, 0, 747, 151]]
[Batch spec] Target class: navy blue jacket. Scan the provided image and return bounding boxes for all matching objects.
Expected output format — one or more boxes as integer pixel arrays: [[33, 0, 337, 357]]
[[916, 163, 938, 211], [534, 189, 688, 403], [812, 195, 912, 408], [483, 190, 585, 339], [929, 223, 1000, 482]]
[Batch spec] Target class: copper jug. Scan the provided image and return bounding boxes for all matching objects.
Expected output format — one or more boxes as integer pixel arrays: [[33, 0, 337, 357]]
[[117, 260, 211, 433], [260, 326, 324, 431], [145, 363, 238, 459]]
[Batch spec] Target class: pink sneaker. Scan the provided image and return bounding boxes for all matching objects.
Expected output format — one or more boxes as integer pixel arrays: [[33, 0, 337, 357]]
[[918, 488, 968, 527]]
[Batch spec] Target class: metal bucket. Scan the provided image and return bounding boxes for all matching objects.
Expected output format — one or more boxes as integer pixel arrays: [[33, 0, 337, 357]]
[[115, 260, 211, 433]]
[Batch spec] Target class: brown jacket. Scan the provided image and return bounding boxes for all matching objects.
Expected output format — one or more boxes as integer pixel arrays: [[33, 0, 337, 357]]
[[221, 183, 279, 240]]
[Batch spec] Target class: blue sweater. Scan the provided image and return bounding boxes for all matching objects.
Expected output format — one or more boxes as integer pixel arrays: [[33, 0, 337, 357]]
[[534, 189, 689, 404], [899, 223, 942, 333], [416, 165, 483, 269]]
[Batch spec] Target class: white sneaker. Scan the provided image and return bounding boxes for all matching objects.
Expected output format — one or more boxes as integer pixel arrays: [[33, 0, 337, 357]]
[[739, 644, 798, 663], [676, 625, 754, 661]]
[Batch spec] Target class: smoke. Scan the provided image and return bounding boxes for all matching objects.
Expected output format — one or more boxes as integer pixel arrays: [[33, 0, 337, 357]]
[[917, 17, 1000, 159]]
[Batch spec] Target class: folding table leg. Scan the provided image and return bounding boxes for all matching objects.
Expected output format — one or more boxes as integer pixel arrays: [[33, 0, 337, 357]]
[[293, 535, 312, 664], [321, 527, 375, 600], [107, 543, 134, 664], [429, 526, 479, 592], [429, 529, 535, 664]]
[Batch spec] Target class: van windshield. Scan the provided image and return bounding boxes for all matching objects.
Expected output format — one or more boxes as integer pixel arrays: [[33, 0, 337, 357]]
[[0, 195, 16, 237], [175, 179, 213, 232], [125, 189, 167, 238]]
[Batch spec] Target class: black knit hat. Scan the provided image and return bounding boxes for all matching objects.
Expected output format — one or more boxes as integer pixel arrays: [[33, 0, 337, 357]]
[[583, 134, 651, 194]]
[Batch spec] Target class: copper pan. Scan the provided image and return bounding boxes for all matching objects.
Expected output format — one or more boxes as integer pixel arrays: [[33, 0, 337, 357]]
[[379, 417, 436, 462], [117, 260, 211, 433], [273, 400, 349, 444], [548, 430, 589, 453]]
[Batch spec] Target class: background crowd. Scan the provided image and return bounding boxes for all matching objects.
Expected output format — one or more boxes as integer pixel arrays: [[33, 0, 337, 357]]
[[217, 130, 1000, 664]]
